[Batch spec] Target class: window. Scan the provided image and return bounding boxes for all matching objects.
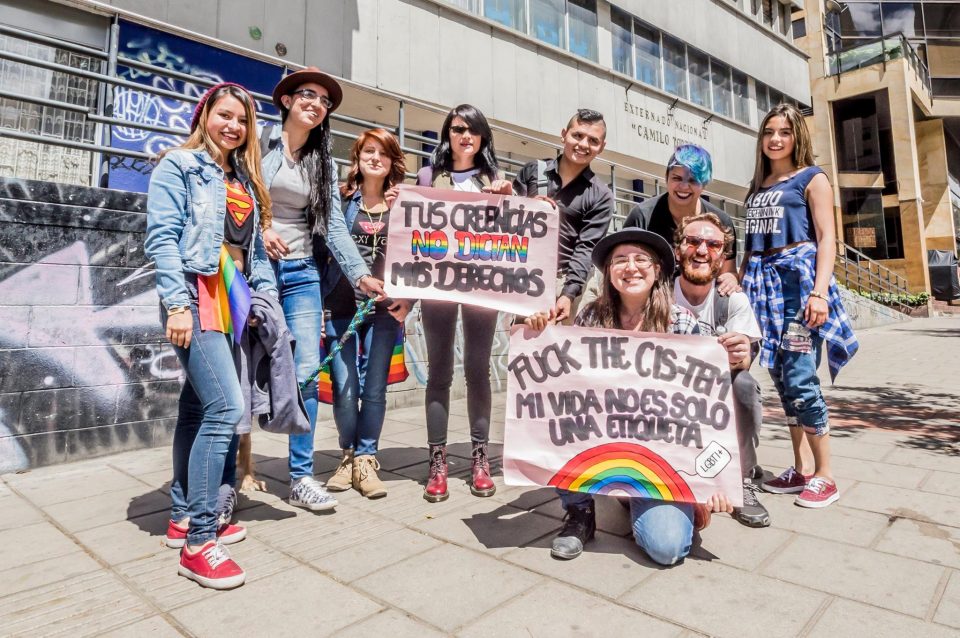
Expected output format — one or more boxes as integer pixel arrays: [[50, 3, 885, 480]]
[[882, 3, 923, 38], [711, 59, 733, 117], [769, 88, 784, 107], [756, 81, 771, 125], [611, 7, 633, 76], [778, 2, 790, 36], [839, 3, 881, 38], [761, 0, 774, 27], [662, 35, 687, 99], [530, 0, 565, 48], [732, 69, 750, 124], [484, 0, 525, 31], [634, 19, 662, 89], [687, 47, 711, 109], [840, 189, 902, 260], [568, 0, 598, 61], [793, 17, 807, 39], [923, 4, 960, 38], [444, 0, 479, 11]]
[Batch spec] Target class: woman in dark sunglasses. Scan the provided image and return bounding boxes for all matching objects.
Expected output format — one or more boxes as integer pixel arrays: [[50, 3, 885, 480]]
[[415, 104, 512, 503], [258, 67, 386, 512]]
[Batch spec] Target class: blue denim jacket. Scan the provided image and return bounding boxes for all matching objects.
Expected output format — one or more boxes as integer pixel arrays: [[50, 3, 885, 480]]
[[260, 124, 370, 285], [319, 189, 365, 299], [145, 148, 278, 310]]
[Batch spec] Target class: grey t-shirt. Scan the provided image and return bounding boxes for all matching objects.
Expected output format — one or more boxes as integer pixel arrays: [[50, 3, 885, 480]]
[[269, 156, 311, 259]]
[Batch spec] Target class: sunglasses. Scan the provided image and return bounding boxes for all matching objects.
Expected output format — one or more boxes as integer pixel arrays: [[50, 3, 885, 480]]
[[291, 89, 334, 109], [448, 125, 476, 135], [682, 235, 725, 253]]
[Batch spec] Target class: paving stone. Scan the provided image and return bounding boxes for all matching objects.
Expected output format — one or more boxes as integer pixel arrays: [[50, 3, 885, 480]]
[[310, 526, 441, 583], [171, 565, 382, 635], [378, 426, 432, 448], [842, 482, 960, 528], [488, 479, 559, 511], [334, 609, 446, 638], [98, 615, 185, 638], [689, 513, 793, 571], [0, 550, 101, 598], [352, 543, 543, 632], [102, 446, 173, 476], [761, 535, 944, 617], [827, 436, 893, 461], [830, 456, 929, 488], [0, 494, 43, 531], [115, 537, 299, 611], [74, 510, 170, 565], [0, 521, 81, 570], [620, 559, 826, 638], [934, 569, 960, 629], [0, 570, 153, 638], [502, 530, 660, 598], [808, 598, 958, 638], [920, 470, 959, 497], [873, 518, 960, 569], [2, 464, 145, 506], [760, 493, 891, 547], [373, 444, 431, 472], [41, 485, 171, 533], [533, 493, 634, 537], [253, 453, 340, 484], [883, 446, 960, 474], [459, 580, 682, 637]]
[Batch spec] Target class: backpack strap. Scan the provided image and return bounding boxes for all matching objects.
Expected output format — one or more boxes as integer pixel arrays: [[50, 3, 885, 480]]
[[712, 288, 730, 335], [535, 159, 549, 197]]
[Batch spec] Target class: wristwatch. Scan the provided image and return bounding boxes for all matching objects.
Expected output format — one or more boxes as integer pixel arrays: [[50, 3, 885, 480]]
[[167, 306, 189, 315]]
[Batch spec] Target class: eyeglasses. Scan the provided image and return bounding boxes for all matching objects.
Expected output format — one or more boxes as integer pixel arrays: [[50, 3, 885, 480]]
[[448, 125, 476, 135], [610, 254, 655, 269], [682, 235, 725, 254], [291, 89, 333, 109]]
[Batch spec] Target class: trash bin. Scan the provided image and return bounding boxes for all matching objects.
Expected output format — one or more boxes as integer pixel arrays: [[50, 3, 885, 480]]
[[927, 250, 960, 301]]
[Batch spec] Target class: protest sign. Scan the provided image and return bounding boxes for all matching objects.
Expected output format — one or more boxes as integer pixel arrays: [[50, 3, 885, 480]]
[[384, 186, 559, 315], [503, 325, 743, 506]]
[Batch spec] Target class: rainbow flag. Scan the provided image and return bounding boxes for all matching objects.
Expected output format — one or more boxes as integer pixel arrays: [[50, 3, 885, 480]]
[[197, 245, 252, 344], [316, 322, 408, 405]]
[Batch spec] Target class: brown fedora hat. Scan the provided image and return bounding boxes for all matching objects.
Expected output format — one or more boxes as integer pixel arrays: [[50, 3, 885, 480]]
[[272, 66, 343, 112]]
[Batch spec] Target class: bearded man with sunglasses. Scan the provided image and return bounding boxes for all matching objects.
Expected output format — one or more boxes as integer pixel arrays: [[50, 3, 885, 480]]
[[623, 145, 740, 295], [673, 212, 770, 528]]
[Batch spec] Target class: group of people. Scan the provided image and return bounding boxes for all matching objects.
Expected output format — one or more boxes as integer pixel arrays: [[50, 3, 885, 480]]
[[144, 66, 857, 590]]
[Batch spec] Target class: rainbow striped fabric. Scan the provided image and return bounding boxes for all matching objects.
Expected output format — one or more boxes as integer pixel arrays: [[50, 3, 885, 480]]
[[197, 245, 252, 344], [316, 323, 408, 404]]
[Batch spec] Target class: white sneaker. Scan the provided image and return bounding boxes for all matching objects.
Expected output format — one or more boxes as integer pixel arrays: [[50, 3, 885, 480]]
[[289, 477, 338, 512]]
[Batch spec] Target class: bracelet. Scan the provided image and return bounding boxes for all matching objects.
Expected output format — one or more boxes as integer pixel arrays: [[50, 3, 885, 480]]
[[167, 306, 189, 316], [808, 290, 827, 300]]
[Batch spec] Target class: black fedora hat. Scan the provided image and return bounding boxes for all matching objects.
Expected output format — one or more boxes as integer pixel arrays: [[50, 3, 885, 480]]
[[272, 66, 343, 112], [591, 228, 675, 274]]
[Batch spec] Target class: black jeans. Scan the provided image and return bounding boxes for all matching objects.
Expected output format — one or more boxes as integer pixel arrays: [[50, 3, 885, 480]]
[[421, 300, 499, 445]]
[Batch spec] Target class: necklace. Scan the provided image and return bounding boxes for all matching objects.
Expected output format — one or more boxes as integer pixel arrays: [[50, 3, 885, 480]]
[[358, 198, 387, 259]]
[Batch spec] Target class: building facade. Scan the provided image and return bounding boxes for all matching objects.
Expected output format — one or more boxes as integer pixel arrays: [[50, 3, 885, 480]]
[[796, 0, 960, 292]]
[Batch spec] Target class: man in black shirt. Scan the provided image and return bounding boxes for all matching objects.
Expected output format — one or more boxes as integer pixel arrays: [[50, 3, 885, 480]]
[[513, 109, 614, 323], [623, 144, 740, 294]]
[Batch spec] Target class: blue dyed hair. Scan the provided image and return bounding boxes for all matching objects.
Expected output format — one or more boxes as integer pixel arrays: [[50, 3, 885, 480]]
[[666, 144, 712, 186]]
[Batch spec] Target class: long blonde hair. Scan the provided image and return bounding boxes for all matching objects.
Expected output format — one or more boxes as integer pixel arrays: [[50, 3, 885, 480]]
[[162, 85, 273, 229], [747, 103, 815, 198], [584, 246, 673, 333]]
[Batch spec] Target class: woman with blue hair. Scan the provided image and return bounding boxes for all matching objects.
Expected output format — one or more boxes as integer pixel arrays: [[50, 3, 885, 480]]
[[623, 144, 740, 294]]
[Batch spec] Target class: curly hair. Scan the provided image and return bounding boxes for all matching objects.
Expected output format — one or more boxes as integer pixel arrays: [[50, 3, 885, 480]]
[[340, 128, 407, 198]]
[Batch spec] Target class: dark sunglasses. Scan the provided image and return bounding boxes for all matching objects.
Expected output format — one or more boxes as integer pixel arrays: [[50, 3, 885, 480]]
[[682, 235, 725, 253], [291, 89, 333, 109], [448, 124, 476, 135]]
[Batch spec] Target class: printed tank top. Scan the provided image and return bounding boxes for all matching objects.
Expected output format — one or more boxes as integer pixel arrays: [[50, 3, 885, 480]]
[[744, 166, 824, 253]]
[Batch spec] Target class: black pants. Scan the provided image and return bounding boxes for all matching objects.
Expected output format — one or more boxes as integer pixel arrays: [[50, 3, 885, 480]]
[[732, 368, 762, 478], [421, 300, 499, 445]]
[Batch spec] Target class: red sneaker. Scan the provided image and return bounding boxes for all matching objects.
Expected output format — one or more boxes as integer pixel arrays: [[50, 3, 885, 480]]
[[795, 477, 839, 508], [165, 520, 247, 548], [178, 541, 245, 590], [762, 467, 811, 494]]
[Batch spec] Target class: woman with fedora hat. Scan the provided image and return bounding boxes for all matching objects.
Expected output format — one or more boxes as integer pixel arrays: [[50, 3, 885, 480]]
[[525, 229, 734, 566], [259, 67, 386, 512], [146, 82, 276, 589]]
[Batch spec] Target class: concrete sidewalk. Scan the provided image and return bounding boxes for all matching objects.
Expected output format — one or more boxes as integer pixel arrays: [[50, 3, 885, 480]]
[[2, 317, 959, 637]]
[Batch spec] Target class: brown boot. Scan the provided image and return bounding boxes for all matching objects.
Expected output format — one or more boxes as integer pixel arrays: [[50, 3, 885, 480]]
[[353, 455, 387, 499], [325, 450, 354, 492], [423, 444, 448, 502]]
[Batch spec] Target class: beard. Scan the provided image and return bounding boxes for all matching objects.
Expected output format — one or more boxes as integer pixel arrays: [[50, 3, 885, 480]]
[[681, 255, 722, 285]]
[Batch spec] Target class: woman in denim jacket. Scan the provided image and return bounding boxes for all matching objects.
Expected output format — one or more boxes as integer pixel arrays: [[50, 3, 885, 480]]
[[145, 82, 276, 589], [260, 68, 386, 512]]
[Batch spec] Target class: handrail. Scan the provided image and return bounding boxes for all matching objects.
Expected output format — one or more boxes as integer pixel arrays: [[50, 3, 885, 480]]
[[826, 31, 931, 94]]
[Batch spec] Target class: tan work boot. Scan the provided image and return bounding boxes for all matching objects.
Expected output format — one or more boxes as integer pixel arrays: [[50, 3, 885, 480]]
[[353, 455, 387, 499], [325, 450, 354, 492]]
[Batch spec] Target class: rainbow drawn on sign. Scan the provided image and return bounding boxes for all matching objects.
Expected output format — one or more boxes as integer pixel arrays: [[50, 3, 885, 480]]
[[411, 230, 449, 258], [548, 442, 695, 502], [453, 232, 529, 262]]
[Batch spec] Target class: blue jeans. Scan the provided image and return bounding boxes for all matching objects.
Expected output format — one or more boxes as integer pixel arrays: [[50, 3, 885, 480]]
[[167, 300, 244, 545], [560, 491, 695, 566], [274, 258, 324, 480], [327, 312, 399, 456], [769, 267, 829, 435]]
